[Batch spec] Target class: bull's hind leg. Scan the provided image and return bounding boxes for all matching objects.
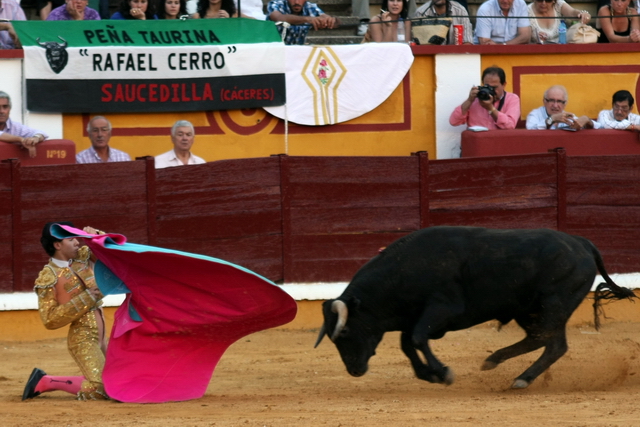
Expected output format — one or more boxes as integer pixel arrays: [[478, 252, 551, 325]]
[[480, 315, 546, 371], [483, 309, 570, 389], [511, 328, 568, 388], [481, 334, 545, 371]]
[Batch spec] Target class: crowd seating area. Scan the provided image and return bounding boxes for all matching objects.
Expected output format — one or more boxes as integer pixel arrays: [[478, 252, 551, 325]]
[[3, 0, 606, 45]]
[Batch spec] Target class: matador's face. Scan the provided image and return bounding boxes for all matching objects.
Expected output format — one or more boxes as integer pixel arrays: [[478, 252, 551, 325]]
[[54, 238, 79, 261]]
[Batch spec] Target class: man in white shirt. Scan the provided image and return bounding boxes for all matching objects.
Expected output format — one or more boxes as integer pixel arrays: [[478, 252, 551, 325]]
[[154, 120, 206, 169], [526, 85, 598, 130], [474, 0, 530, 45], [597, 90, 640, 130], [413, 0, 473, 45]]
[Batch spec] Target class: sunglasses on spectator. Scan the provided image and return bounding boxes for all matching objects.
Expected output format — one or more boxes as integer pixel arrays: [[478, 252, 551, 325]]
[[544, 98, 566, 105], [535, 0, 555, 3]]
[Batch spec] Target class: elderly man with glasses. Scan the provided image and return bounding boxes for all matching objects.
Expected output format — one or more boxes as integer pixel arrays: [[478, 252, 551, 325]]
[[597, 90, 640, 130], [526, 85, 599, 130], [46, 0, 101, 20]]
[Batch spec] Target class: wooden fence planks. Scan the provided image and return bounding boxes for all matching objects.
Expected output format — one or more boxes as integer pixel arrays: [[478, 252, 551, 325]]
[[16, 161, 149, 291], [155, 157, 283, 279], [3, 152, 640, 291], [282, 156, 420, 282]]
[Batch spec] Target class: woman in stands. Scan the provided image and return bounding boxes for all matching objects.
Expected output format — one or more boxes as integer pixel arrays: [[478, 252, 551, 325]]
[[528, 0, 591, 44], [157, 0, 188, 18], [368, 0, 411, 42], [596, 0, 640, 42], [192, 0, 237, 18], [111, 0, 158, 19]]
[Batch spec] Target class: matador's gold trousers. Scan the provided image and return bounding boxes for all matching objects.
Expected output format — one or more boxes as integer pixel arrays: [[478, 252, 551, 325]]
[[67, 307, 107, 399]]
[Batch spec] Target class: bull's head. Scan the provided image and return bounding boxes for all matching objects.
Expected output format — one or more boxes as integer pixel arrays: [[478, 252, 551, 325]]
[[36, 36, 69, 74], [315, 297, 383, 377]]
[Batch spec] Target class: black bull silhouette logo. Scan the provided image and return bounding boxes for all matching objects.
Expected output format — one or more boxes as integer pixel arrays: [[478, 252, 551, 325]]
[[37, 36, 69, 74]]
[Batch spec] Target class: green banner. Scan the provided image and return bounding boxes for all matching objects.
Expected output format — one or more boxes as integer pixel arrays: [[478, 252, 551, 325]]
[[13, 18, 282, 47], [13, 19, 286, 113]]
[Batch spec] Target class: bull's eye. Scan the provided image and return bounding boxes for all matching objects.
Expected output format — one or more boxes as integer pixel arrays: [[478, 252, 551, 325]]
[[339, 326, 349, 337]]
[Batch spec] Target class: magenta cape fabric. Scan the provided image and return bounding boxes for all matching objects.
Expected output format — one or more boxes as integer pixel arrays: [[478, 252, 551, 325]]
[[52, 225, 297, 403]]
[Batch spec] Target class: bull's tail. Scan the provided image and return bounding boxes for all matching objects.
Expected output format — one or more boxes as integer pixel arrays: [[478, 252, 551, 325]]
[[590, 242, 637, 330]]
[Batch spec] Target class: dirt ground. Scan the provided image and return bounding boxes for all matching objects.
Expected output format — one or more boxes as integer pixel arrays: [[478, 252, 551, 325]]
[[2, 320, 640, 427]]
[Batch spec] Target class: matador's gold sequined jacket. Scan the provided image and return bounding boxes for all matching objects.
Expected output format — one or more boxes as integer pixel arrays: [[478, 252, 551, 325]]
[[34, 246, 102, 329]]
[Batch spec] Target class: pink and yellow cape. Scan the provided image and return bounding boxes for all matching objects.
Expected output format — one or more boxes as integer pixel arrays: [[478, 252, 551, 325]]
[[51, 224, 297, 403]]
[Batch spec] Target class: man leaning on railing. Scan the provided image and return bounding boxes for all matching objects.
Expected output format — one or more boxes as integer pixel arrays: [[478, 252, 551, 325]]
[[267, 0, 339, 45], [0, 0, 26, 50], [474, 0, 531, 45]]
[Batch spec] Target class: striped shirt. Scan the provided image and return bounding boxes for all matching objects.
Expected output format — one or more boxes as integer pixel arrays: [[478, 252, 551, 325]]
[[76, 146, 131, 164]]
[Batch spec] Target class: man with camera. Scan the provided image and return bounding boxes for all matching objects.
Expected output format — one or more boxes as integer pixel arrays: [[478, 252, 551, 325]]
[[526, 85, 599, 130], [449, 66, 520, 130]]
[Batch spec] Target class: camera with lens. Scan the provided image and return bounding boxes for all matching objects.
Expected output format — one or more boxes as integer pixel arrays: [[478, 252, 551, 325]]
[[476, 84, 497, 101]]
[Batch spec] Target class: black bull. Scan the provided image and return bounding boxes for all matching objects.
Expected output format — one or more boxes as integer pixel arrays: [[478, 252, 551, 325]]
[[315, 226, 636, 389]]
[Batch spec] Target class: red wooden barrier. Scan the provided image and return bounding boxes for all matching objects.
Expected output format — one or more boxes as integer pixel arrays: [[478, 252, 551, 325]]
[[281, 155, 422, 283], [0, 139, 75, 166], [3, 151, 640, 293], [154, 156, 283, 281], [461, 130, 640, 158]]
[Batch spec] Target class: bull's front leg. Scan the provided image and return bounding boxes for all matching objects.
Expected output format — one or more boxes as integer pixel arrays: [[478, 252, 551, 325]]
[[400, 332, 455, 385], [405, 302, 464, 385]]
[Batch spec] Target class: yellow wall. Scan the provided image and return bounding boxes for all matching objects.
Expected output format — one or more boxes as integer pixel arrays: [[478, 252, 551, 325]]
[[2, 294, 638, 342], [60, 50, 640, 162], [63, 55, 437, 162]]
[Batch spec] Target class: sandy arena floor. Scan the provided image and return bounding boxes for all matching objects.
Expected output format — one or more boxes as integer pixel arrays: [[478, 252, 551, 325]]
[[2, 321, 640, 426]]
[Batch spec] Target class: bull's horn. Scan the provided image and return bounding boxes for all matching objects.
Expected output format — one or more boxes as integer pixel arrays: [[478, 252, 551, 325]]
[[36, 37, 46, 47], [330, 300, 348, 342], [314, 324, 326, 348], [58, 36, 67, 47]]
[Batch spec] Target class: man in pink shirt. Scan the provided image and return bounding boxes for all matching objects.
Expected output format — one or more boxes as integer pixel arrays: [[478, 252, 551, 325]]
[[449, 66, 520, 130]]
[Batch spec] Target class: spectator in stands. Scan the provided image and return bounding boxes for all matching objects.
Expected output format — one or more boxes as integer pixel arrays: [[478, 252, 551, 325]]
[[234, 0, 266, 19], [46, 0, 101, 20], [366, 0, 412, 42], [597, 90, 640, 129], [596, 0, 640, 43], [354, 0, 417, 36], [38, 0, 65, 20], [112, 0, 158, 19], [528, 0, 591, 43], [413, 0, 473, 45], [39, 0, 109, 19], [267, 0, 338, 45], [475, 0, 531, 45], [76, 116, 132, 163], [526, 85, 599, 130], [449, 66, 520, 130], [192, 0, 236, 18], [157, 0, 188, 18], [155, 120, 206, 168], [0, 0, 25, 50], [0, 91, 48, 158]]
